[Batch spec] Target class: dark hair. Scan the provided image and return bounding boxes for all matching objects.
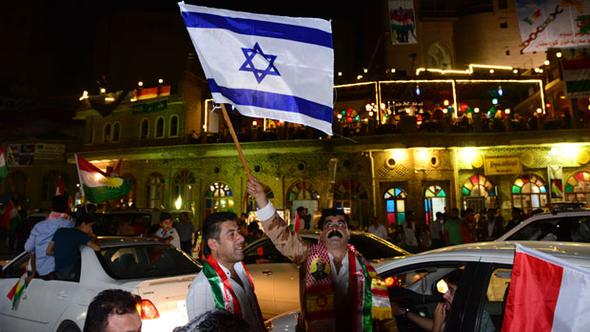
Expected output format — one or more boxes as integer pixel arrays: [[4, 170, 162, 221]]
[[444, 268, 464, 286], [317, 208, 349, 230], [247, 222, 259, 233], [202, 212, 237, 256], [173, 309, 250, 332], [83, 289, 140, 332], [52, 194, 69, 213], [160, 212, 172, 223], [75, 214, 95, 227], [296, 206, 305, 214]]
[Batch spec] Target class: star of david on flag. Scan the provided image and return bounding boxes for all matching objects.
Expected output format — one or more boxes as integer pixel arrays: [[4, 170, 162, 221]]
[[178, 2, 334, 135]]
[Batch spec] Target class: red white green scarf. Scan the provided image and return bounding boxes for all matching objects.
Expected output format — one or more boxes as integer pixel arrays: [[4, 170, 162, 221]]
[[303, 243, 392, 332], [202, 256, 264, 325]]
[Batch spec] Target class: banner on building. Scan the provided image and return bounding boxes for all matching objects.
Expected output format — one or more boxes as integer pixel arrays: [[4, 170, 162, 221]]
[[516, 0, 590, 53], [6, 144, 34, 167], [563, 59, 590, 98], [388, 0, 417, 45], [484, 156, 523, 175], [548, 166, 564, 198]]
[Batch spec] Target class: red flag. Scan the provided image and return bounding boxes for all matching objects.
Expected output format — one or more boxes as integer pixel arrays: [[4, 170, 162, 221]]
[[55, 175, 65, 196], [502, 245, 590, 332]]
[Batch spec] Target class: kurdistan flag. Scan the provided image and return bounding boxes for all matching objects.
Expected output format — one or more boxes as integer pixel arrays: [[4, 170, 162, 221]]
[[1, 200, 20, 231], [564, 59, 590, 98], [75, 155, 130, 203], [0, 147, 7, 179]]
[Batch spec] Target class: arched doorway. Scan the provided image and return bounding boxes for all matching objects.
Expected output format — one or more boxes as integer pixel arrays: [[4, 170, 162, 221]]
[[146, 173, 165, 209], [286, 180, 317, 225], [384, 187, 407, 226], [461, 174, 497, 211], [334, 180, 369, 227], [565, 171, 590, 204], [173, 169, 196, 211], [424, 185, 447, 225], [511, 174, 548, 212], [205, 182, 234, 217]]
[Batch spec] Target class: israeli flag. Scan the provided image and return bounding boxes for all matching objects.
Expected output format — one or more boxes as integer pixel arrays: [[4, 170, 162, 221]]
[[178, 2, 334, 135]]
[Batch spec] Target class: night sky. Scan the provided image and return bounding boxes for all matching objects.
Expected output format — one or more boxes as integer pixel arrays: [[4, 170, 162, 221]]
[[0, 0, 373, 139]]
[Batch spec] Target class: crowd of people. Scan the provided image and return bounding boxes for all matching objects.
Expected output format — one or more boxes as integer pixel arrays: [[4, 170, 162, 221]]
[[368, 206, 533, 254]]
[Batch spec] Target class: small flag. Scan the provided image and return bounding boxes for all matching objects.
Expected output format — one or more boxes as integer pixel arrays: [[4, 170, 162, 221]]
[[563, 59, 590, 98], [178, 2, 334, 135], [0, 147, 8, 179], [56, 175, 65, 196], [6, 272, 28, 310], [75, 155, 130, 203], [502, 244, 590, 332]]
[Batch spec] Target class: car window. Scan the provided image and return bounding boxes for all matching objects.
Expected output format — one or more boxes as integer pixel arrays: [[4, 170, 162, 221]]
[[507, 216, 590, 242], [480, 267, 512, 332], [1, 253, 30, 278], [97, 244, 198, 279], [384, 264, 466, 331], [94, 213, 152, 237], [349, 234, 406, 259]]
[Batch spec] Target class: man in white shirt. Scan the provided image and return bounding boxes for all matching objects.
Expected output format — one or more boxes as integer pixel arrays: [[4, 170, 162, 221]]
[[367, 217, 388, 239], [186, 212, 265, 332], [154, 212, 181, 249]]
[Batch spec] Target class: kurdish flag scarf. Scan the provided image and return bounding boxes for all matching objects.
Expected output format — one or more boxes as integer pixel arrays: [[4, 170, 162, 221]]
[[304, 243, 392, 332], [202, 256, 264, 325]]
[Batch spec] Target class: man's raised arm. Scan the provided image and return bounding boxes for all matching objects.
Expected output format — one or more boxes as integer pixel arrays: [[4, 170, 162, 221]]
[[247, 177, 308, 265]]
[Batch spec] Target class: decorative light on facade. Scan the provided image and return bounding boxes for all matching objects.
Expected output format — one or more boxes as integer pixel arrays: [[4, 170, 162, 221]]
[[556, 51, 563, 58], [505, 108, 511, 115], [474, 107, 480, 113], [100, 88, 106, 94], [489, 69, 495, 74], [498, 85, 503, 96], [544, 60, 550, 66], [492, 98, 498, 105], [338, 72, 343, 77], [357, 75, 363, 80], [138, 81, 144, 87], [79, 91, 89, 101], [536, 108, 543, 113], [363, 68, 368, 73], [158, 78, 164, 84], [513, 69, 518, 74], [415, 85, 421, 96], [175, 195, 183, 210]]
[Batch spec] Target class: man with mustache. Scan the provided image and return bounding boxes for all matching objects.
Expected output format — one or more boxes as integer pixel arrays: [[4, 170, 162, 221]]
[[248, 178, 391, 332], [186, 212, 265, 331]]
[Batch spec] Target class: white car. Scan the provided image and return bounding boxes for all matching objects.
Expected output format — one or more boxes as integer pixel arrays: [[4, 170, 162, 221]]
[[244, 231, 410, 318], [376, 241, 590, 332], [496, 209, 590, 242], [268, 241, 590, 332], [0, 237, 199, 332]]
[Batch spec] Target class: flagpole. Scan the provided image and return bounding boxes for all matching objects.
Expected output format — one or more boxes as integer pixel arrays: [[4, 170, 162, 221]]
[[74, 154, 88, 213], [219, 104, 252, 180]]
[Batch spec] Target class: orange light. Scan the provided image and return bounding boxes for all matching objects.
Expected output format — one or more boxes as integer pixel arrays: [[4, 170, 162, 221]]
[[384, 276, 401, 287], [140, 299, 160, 320]]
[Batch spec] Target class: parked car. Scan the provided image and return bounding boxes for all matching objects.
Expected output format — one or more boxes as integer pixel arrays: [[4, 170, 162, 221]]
[[243, 231, 410, 318], [496, 208, 590, 242], [92, 209, 195, 237], [0, 237, 199, 332]]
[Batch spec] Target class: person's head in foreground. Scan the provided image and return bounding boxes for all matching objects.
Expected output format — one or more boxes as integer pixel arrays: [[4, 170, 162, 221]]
[[317, 208, 350, 250], [440, 268, 464, 311], [83, 289, 141, 332], [173, 309, 250, 332], [202, 212, 245, 265]]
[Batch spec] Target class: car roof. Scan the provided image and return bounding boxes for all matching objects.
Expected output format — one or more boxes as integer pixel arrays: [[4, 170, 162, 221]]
[[496, 209, 590, 241], [376, 241, 590, 273], [96, 236, 163, 248]]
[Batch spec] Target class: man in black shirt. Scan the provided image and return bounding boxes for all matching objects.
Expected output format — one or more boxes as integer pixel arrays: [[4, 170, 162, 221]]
[[46, 215, 101, 280]]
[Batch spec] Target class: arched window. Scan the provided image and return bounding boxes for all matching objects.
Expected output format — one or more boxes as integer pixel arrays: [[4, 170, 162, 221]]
[[120, 174, 136, 208], [104, 123, 112, 143], [334, 180, 369, 227], [424, 185, 447, 225], [146, 173, 165, 209], [461, 174, 497, 211], [41, 171, 69, 200], [155, 117, 165, 138], [286, 180, 317, 218], [511, 175, 548, 212], [169, 115, 179, 137], [140, 119, 149, 140], [112, 122, 121, 142], [384, 187, 407, 226], [173, 169, 195, 210], [565, 171, 590, 204], [205, 182, 233, 216]]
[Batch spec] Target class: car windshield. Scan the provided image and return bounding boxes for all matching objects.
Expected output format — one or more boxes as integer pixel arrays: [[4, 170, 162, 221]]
[[96, 244, 199, 279], [506, 216, 590, 242], [349, 234, 407, 259]]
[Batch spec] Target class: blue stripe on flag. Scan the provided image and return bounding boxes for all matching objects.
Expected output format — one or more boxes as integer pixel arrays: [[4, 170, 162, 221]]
[[181, 11, 333, 49], [208, 79, 333, 123]]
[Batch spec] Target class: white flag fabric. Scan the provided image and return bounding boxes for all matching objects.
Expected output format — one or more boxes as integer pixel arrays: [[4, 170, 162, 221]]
[[178, 2, 334, 135], [502, 244, 590, 332]]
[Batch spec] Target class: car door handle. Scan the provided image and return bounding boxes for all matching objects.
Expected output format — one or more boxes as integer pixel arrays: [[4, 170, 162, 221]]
[[262, 270, 273, 276], [57, 291, 68, 300]]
